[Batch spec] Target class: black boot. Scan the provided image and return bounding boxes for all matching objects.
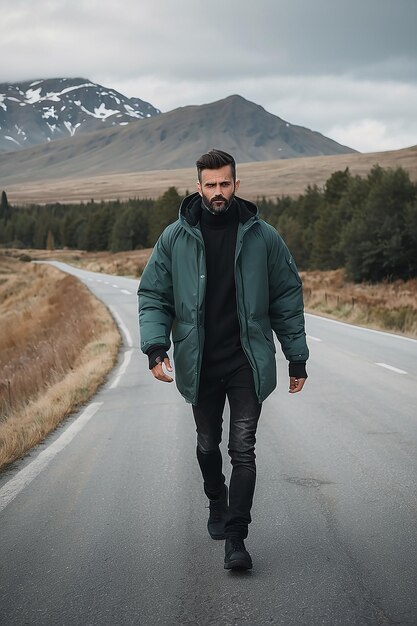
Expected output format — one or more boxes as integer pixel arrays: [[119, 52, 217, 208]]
[[224, 536, 252, 570], [207, 485, 228, 540]]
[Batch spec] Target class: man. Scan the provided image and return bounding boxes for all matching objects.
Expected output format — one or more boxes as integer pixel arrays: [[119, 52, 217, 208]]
[[138, 149, 308, 570]]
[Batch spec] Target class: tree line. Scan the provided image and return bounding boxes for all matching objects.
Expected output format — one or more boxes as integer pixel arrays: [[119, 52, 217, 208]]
[[258, 165, 417, 282], [1, 166, 416, 283], [0, 187, 180, 254]]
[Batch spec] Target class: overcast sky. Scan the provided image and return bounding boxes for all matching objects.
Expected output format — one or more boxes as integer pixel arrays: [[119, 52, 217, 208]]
[[1, 0, 416, 153]]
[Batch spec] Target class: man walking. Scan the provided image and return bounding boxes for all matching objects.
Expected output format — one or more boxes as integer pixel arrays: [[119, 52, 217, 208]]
[[138, 149, 308, 570]]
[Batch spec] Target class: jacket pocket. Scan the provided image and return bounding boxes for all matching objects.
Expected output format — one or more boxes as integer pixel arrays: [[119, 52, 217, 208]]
[[251, 319, 276, 353], [171, 321, 198, 402], [172, 320, 194, 343], [286, 256, 302, 284], [247, 319, 277, 401]]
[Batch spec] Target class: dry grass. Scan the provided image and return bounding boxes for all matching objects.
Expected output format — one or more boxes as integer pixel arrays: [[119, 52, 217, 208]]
[[14, 248, 152, 279], [5, 145, 417, 205], [0, 253, 120, 470], [301, 269, 417, 337]]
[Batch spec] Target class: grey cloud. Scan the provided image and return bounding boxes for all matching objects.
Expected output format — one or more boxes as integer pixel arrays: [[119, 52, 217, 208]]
[[1, 0, 416, 82], [0, 0, 416, 152]]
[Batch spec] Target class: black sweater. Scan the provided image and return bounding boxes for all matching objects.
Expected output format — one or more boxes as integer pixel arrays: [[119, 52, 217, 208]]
[[199, 201, 248, 378]]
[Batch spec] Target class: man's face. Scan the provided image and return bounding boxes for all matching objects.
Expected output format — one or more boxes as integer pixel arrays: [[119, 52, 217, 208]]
[[197, 164, 240, 214]]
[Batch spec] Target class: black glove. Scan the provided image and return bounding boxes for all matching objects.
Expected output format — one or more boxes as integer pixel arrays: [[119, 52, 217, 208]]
[[146, 346, 169, 370], [289, 361, 307, 379]]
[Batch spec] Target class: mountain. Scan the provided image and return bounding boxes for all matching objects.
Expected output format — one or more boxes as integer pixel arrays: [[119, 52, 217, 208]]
[[0, 77, 160, 152], [0, 94, 357, 186]]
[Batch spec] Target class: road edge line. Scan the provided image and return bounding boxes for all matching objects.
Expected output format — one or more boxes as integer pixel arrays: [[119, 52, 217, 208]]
[[306, 313, 417, 344], [0, 402, 102, 513]]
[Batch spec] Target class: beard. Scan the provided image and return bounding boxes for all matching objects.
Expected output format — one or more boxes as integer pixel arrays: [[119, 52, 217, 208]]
[[201, 192, 234, 215]]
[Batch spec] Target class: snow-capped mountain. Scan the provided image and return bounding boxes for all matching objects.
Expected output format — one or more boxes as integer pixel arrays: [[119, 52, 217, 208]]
[[0, 94, 358, 187], [0, 77, 160, 151]]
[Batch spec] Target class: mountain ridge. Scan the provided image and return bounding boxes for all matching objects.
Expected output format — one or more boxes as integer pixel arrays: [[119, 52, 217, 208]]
[[0, 92, 357, 186]]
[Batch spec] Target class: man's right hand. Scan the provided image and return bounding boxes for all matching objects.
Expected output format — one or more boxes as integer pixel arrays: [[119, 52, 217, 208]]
[[151, 357, 174, 383]]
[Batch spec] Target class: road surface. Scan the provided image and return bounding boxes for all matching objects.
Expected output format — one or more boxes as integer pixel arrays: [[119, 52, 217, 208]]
[[1, 262, 416, 625]]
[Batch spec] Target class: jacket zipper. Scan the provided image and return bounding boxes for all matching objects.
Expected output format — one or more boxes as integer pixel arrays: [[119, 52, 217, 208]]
[[234, 218, 261, 400], [191, 225, 206, 403]]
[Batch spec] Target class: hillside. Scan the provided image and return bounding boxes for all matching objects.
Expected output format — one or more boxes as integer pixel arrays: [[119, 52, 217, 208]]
[[0, 94, 355, 187], [3, 144, 416, 205]]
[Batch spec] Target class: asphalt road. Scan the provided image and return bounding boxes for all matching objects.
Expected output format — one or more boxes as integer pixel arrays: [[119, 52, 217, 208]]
[[1, 262, 416, 626]]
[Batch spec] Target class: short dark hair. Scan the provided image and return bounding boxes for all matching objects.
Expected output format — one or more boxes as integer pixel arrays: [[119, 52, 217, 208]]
[[196, 149, 236, 183]]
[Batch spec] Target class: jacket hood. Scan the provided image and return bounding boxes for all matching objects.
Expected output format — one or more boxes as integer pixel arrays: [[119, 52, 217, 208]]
[[179, 192, 259, 227]]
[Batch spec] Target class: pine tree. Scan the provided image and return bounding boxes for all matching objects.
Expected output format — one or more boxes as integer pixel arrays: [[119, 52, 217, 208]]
[[46, 230, 55, 250], [110, 204, 151, 252], [342, 167, 416, 281], [324, 168, 351, 205], [310, 204, 339, 270], [84, 205, 115, 251], [0, 190, 11, 222], [149, 187, 181, 246]]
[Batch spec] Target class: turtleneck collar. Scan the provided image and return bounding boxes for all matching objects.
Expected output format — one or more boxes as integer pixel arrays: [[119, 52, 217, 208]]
[[179, 192, 259, 227], [200, 198, 239, 229]]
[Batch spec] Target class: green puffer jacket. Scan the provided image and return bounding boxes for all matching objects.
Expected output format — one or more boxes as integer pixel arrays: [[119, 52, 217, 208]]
[[138, 193, 309, 404]]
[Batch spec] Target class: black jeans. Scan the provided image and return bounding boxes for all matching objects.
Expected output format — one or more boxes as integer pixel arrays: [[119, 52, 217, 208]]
[[192, 364, 262, 539]]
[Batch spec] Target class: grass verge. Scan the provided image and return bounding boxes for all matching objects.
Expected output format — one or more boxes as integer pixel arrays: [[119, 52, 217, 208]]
[[302, 269, 417, 338], [0, 254, 120, 470]]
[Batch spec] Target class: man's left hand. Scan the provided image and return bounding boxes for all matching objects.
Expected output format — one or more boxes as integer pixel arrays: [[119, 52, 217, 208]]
[[289, 377, 306, 393]]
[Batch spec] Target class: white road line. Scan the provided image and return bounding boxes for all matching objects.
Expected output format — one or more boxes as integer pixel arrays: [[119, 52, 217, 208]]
[[112, 284, 119, 288], [96, 279, 103, 283], [307, 313, 417, 344], [110, 349, 133, 389], [307, 335, 322, 342], [0, 403, 102, 513], [375, 362, 407, 375], [120, 289, 132, 295], [109, 306, 133, 347]]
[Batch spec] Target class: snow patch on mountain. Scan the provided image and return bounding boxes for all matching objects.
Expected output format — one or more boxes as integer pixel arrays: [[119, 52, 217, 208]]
[[0, 77, 161, 152], [5, 136, 20, 146], [78, 102, 120, 120], [42, 106, 58, 120], [25, 82, 95, 104], [25, 88, 42, 104], [64, 121, 82, 136], [123, 104, 144, 119]]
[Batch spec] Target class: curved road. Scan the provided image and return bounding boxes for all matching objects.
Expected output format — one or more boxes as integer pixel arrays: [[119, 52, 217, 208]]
[[1, 262, 416, 625]]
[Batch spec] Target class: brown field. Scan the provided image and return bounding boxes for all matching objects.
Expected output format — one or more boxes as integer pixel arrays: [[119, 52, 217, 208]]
[[0, 253, 120, 470], [4, 145, 417, 205], [301, 270, 417, 337], [23, 248, 152, 278]]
